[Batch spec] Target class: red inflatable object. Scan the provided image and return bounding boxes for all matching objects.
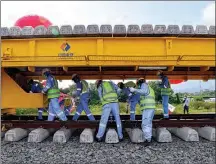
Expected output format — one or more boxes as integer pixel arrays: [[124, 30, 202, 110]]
[[41, 81, 46, 87], [14, 15, 52, 28], [170, 79, 183, 84]]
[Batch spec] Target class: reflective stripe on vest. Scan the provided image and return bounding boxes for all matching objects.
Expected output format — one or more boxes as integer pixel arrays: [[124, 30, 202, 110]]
[[161, 79, 171, 96], [140, 86, 156, 111], [81, 80, 89, 94], [161, 88, 172, 96], [47, 76, 60, 99], [101, 81, 118, 106]]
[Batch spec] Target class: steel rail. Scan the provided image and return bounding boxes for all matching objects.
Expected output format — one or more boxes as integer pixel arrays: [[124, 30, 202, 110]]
[[1, 119, 216, 129], [1, 114, 216, 121]]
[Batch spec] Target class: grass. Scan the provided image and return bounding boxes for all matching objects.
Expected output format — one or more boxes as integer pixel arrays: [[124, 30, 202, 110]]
[[16, 101, 215, 116]]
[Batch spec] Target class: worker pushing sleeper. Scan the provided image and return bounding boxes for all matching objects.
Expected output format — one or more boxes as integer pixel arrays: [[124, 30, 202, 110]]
[[71, 74, 95, 121]]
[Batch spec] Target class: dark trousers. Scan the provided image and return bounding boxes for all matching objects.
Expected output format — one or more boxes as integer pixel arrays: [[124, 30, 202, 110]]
[[184, 105, 189, 114]]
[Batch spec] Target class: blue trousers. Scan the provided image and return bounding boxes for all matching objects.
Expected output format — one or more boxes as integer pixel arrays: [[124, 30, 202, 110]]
[[64, 106, 71, 116], [48, 98, 68, 121], [38, 108, 44, 120], [72, 93, 95, 121], [162, 95, 169, 118], [129, 100, 139, 120], [96, 103, 123, 140], [142, 109, 155, 142]]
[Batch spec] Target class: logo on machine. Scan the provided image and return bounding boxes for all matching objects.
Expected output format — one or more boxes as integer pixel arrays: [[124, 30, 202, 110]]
[[61, 42, 71, 52], [58, 42, 73, 57]]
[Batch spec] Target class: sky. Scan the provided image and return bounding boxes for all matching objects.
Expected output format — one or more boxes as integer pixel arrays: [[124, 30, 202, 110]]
[[1, 1, 215, 93]]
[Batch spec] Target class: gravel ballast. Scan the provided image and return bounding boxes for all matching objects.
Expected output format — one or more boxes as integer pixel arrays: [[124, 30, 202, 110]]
[[1, 130, 215, 164]]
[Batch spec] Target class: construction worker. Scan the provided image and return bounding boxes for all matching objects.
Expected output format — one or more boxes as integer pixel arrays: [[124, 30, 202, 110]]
[[27, 79, 44, 120], [41, 68, 68, 121], [183, 95, 190, 114], [157, 70, 172, 119], [129, 78, 155, 146], [71, 74, 95, 121], [59, 92, 76, 116], [95, 80, 123, 142], [118, 81, 140, 120]]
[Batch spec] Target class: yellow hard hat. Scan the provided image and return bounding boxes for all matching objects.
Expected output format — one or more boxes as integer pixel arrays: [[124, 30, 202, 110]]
[[125, 81, 136, 88], [42, 68, 51, 76], [156, 70, 163, 76]]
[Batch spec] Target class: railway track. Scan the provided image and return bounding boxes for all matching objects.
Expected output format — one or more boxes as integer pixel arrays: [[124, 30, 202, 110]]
[[2, 113, 216, 120], [1, 114, 215, 144], [1, 114, 215, 129]]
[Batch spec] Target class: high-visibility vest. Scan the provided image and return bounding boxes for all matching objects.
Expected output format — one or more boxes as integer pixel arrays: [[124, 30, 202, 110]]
[[140, 86, 156, 111], [81, 80, 89, 94], [47, 76, 60, 99], [161, 80, 171, 96], [101, 81, 118, 106]]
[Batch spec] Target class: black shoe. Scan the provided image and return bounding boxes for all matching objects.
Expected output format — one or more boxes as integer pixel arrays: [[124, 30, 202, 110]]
[[143, 140, 151, 147], [160, 117, 169, 120], [37, 118, 44, 121], [95, 137, 103, 142], [119, 138, 124, 142]]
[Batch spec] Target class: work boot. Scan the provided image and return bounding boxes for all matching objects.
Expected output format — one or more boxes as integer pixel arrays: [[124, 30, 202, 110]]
[[160, 117, 169, 120], [95, 137, 103, 142], [119, 138, 124, 142], [37, 118, 44, 121], [143, 140, 152, 147]]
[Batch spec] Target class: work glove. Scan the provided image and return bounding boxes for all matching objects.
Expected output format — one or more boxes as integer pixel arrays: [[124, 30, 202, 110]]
[[41, 90, 45, 94], [76, 97, 80, 105], [29, 91, 33, 93], [129, 87, 136, 93]]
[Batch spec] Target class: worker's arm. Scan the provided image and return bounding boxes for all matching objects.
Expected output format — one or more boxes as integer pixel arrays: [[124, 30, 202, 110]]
[[29, 84, 35, 93], [110, 81, 121, 95], [76, 81, 82, 97], [70, 98, 76, 113], [97, 86, 103, 100], [131, 83, 149, 96], [42, 76, 52, 93], [161, 76, 169, 88]]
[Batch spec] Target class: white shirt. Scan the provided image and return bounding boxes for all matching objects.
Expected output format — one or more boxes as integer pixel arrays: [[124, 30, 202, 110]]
[[183, 97, 190, 107]]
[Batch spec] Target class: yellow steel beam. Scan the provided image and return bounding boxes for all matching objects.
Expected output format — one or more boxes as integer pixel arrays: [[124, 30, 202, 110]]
[[1, 70, 46, 108], [1, 108, 16, 115], [1, 37, 215, 67], [23, 70, 215, 80], [27, 75, 215, 80]]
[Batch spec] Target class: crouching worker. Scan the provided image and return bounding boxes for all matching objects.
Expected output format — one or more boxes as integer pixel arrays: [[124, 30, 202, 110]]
[[95, 80, 123, 142], [41, 68, 68, 121], [71, 74, 95, 121], [118, 81, 140, 120], [58, 92, 76, 116], [28, 79, 44, 120], [129, 78, 155, 146]]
